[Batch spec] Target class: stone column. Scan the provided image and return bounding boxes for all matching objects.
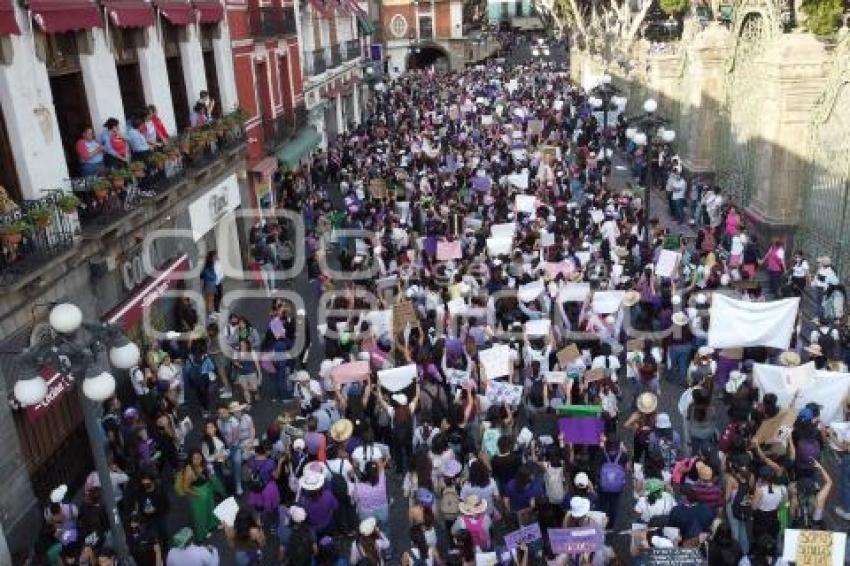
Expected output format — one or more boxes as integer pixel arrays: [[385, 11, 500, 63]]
[[680, 24, 731, 178], [179, 23, 207, 108], [0, 8, 68, 198], [212, 20, 239, 113], [745, 33, 829, 240], [138, 26, 177, 134], [79, 27, 126, 128], [645, 52, 681, 121], [352, 82, 361, 125], [335, 92, 344, 134]]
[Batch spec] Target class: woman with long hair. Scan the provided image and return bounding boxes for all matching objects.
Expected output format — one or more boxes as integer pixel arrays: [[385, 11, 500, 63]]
[[460, 459, 500, 517], [402, 524, 442, 565], [179, 447, 223, 540], [349, 518, 390, 565], [228, 508, 265, 566], [353, 460, 389, 524], [201, 420, 228, 489], [751, 466, 787, 543]]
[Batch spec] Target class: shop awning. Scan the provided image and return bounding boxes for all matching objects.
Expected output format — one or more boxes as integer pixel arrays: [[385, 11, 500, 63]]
[[355, 13, 375, 35], [29, 0, 102, 33], [0, 0, 20, 35], [105, 254, 190, 329], [156, 0, 194, 25], [105, 0, 155, 28], [277, 126, 321, 170], [193, 0, 223, 23], [251, 156, 279, 177]]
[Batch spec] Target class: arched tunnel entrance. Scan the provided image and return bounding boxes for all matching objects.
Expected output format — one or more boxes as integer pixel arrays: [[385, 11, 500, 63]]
[[407, 44, 450, 72]]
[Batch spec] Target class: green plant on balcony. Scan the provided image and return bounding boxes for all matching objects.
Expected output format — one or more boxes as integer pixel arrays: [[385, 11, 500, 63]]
[[801, 0, 843, 35], [129, 161, 147, 178], [0, 219, 30, 247], [109, 169, 129, 189], [56, 193, 81, 214], [27, 205, 53, 228], [659, 0, 689, 16], [91, 177, 111, 200]]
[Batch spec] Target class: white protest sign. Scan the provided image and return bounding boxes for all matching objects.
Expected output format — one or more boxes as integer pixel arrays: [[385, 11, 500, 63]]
[[447, 298, 468, 316], [559, 282, 592, 303], [487, 237, 513, 256], [518, 279, 545, 302], [754, 364, 850, 423], [479, 344, 514, 378], [525, 319, 551, 336], [708, 295, 800, 349], [378, 364, 417, 392], [545, 371, 568, 384], [541, 231, 555, 247], [481, 115, 494, 126], [490, 222, 516, 239], [655, 249, 681, 278], [515, 194, 537, 214], [366, 310, 393, 338], [486, 380, 524, 406], [507, 171, 529, 190], [592, 291, 626, 314]]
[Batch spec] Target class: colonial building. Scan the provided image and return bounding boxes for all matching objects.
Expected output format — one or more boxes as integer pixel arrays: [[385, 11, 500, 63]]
[[298, 0, 371, 148], [379, 0, 496, 77], [487, 0, 543, 31], [0, 0, 246, 559]]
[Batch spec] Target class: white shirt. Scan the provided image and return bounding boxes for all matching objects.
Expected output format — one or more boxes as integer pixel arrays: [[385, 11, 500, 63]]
[[634, 491, 677, 522], [351, 443, 390, 473], [157, 363, 181, 390], [791, 259, 809, 278]]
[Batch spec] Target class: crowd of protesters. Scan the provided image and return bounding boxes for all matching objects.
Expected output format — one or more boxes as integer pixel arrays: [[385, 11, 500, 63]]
[[29, 33, 850, 566]]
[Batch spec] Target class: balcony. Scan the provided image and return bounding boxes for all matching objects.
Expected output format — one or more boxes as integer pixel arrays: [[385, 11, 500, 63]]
[[344, 39, 361, 61], [249, 6, 297, 38], [330, 45, 342, 68], [307, 48, 327, 76], [263, 115, 290, 153]]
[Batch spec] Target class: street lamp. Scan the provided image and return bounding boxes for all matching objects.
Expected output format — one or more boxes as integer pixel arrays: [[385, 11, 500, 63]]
[[13, 303, 141, 563], [626, 98, 676, 257], [589, 74, 625, 155]]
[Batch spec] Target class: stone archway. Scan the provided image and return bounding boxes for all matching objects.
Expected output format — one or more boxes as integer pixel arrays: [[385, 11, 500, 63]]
[[406, 42, 451, 72]]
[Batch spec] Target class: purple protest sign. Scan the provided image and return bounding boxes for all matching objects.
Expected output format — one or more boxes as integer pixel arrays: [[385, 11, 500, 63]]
[[559, 416, 604, 445], [548, 527, 604, 555], [503, 522, 542, 551]]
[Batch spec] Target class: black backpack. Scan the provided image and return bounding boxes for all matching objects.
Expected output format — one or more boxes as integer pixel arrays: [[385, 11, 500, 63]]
[[325, 460, 351, 505], [731, 484, 752, 521]]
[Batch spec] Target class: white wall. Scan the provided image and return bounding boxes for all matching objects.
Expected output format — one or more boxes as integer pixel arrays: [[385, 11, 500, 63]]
[[80, 27, 126, 127], [450, 1, 464, 39], [179, 23, 207, 110], [0, 9, 69, 199], [138, 25, 177, 134], [212, 20, 238, 112]]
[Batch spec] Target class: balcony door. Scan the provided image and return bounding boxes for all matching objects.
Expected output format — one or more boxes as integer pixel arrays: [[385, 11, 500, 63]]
[[201, 24, 221, 118], [0, 106, 21, 202], [163, 22, 189, 131], [113, 28, 147, 120]]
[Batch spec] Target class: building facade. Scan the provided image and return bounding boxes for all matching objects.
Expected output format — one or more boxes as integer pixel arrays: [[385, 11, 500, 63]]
[[0, 0, 246, 559], [380, 0, 497, 78], [298, 0, 370, 148], [487, 0, 542, 31]]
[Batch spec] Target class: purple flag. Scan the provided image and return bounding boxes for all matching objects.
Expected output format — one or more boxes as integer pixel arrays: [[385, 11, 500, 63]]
[[548, 527, 603, 555], [559, 416, 604, 445], [422, 236, 438, 259]]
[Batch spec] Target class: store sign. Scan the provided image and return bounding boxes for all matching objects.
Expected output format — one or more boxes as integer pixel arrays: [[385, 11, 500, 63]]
[[121, 244, 161, 293], [26, 367, 75, 421], [188, 173, 241, 241], [106, 254, 190, 330]]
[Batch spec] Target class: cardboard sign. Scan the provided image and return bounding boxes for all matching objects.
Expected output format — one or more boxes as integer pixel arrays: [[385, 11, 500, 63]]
[[783, 529, 846, 566], [627, 339, 645, 352], [641, 548, 703, 565], [437, 239, 462, 260], [584, 368, 607, 383], [548, 527, 603, 555], [368, 178, 387, 199], [557, 344, 581, 367], [655, 249, 681, 278], [753, 408, 798, 444], [479, 344, 514, 378], [503, 522, 542, 551], [392, 300, 420, 335], [377, 364, 416, 393], [331, 361, 370, 384]]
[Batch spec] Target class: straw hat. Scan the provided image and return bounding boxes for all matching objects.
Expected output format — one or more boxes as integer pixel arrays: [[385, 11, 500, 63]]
[[459, 494, 488, 516], [569, 496, 591, 518], [330, 418, 353, 443], [636, 392, 658, 414], [805, 344, 824, 357], [299, 472, 325, 491], [779, 351, 801, 367], [623, 290, 640, 307], [671, 312, 689, 326]]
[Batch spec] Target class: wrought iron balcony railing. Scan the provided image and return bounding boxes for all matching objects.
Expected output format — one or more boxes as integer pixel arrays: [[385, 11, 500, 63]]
[[344, 39, 361, 61]]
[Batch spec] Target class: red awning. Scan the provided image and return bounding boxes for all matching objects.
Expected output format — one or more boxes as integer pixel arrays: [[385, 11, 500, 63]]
[[105, 254, 190, 330], [156, 0, 194, 25], [105, 0, 155, 28], [193, 0, 222, 23], [0, 0, 20, 35], [29, 0, 102, 33]]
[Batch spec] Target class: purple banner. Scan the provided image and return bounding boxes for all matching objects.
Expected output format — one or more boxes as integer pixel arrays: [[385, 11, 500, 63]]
[[548, 527, 603, 555], [559, 416, 604, 445], [503, 522, 542, 551]]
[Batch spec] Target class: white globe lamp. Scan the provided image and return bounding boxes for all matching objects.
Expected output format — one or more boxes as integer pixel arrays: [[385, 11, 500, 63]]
[[633, 132, 648, 146], [661, 129, 676, 143], [82, 371, 116, 402], [532, 48, 540, 57], [14, 376, 48, 406], [49, 303, 83, 334], [109, 340, 141, 370], [643, 98, 658, 113], [625, 127, 637, 140], [600, 74, 612, 84]]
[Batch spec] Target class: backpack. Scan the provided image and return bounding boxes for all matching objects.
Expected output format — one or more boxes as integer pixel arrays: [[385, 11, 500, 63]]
[[246, 459, 267, 493], [439, 485, 460, 521], [599, 449, 626, 493], [326, 460, 351, 505], [544, 466, 566, 504], [462, 514, 490, 549], [718, 421, 746, 453], [731, 485, 752, 521], [656, 436, 679, 470]]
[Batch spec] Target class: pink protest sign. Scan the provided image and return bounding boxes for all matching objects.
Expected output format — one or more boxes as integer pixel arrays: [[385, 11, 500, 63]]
[[437, 240, 462, 260], [331, 361, 371, 384]]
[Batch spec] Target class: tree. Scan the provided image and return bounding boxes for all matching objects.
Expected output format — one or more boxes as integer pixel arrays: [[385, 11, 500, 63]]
[[535, 0, 654, 55], [659, 0, 689, 16]]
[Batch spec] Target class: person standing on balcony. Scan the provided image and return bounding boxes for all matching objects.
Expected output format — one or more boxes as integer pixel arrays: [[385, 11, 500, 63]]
[[75, 127, 105, 177], [127, 116, 154, 162], [191, 102, 209, 129], [198, 90, 216, 121], [146, 105, 170, 142], [100, 118, 130, 168]]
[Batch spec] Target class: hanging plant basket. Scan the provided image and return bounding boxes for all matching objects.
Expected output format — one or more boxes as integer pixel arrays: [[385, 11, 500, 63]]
[[27, 206, 52, 228]]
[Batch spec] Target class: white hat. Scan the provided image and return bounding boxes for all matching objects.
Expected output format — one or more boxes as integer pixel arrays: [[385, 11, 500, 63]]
[[671, 294, 682, 305], [695, 293, 709, 305], [391, 393, 408, 405], [671, 312, 689, 326], [651, 536, 675, 549], [294, 370, 311, 382], [359, 517, 377, 537], [569, 496, 591, 518], [50, 484, 68, 504], [573, 472, 590, 488], [517, 427, 534, 446], [655, 412, 672, 429], [698, 346, 714, 357], [299, 472, 325, 491], [293, 438, 306, 450], [289, 505, 307, 523]]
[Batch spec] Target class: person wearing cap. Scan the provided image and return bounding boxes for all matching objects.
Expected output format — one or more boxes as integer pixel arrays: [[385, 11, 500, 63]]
[[165, 527, 219, 565], [44, 484, 79, 545], [296, 471, 339, 537], [349, 517, 390, 565], [648, 412, 681, 471], [634, 478, 676, 523], [668, 485, 714, 543]]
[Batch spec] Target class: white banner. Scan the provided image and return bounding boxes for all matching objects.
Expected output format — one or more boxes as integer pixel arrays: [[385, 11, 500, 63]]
[[592, 291, 625, 314], [479, 344, 514, 378], [707, 294, 799, 350], [754, 362, 850, 423], [378, 364, 417, 392]]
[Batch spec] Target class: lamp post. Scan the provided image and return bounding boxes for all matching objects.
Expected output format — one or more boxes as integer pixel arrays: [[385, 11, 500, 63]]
[[588, 74, 626, 156], [626, 98, 676, 257], [13, 303, 140, 564]]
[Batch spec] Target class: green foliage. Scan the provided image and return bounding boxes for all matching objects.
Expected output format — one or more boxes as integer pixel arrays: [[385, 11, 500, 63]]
[[660, 0, 689, 16], [801, 0, 843, 35]]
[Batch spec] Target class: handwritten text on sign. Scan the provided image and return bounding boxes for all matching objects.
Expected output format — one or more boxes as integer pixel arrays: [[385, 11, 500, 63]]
[[503, 522, 542, 551], [796, 530, 833, 566], [547, 527, 603, 555]]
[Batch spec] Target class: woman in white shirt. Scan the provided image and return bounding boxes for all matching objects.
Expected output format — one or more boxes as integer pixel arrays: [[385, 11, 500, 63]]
[[349, 518, 390, 565], [156, 354, 182, 405], [634, 479, 677, 523]]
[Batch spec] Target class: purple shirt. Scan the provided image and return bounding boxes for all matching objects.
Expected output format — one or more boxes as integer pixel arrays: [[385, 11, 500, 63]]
[[298, 487, 339, 533], [504, 478, 544, 513]]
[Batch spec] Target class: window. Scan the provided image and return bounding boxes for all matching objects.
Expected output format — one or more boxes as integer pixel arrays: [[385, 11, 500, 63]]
[[418, 15, 433, 39], [389, 14, 407, 38], [515, 0, 523, 17]]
